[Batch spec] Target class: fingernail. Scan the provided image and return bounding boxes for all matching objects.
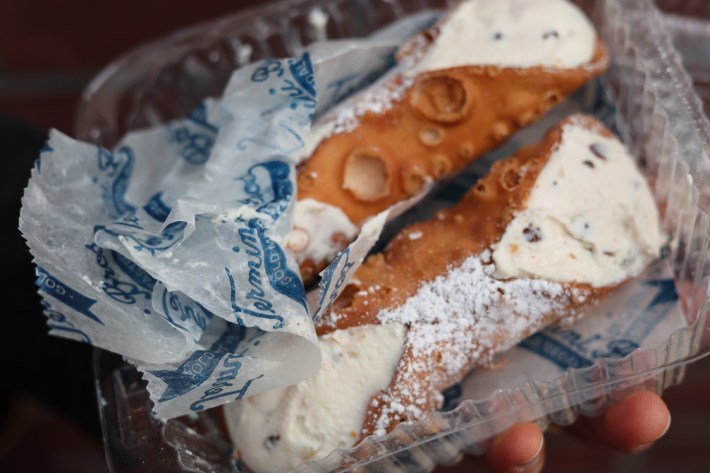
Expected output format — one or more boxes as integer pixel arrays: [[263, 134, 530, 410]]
[[658, 413, 672, 440], [630, 442, 652, 454], [631, 413, 671, 454], [513, 438, 543, 473]]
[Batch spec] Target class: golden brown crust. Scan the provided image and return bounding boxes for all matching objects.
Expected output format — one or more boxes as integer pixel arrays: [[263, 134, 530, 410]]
[[316, 115, 621, 439], [319, 115, 611, 333], [299, 43, 608, 225], [296, 42, 608, 284]]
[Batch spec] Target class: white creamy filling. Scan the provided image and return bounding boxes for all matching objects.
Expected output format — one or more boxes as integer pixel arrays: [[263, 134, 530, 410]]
[[224, 323, 407, 473], [411, 0, 596, 74], [288, 198, 358, 264], [492, 124, 663, 287]]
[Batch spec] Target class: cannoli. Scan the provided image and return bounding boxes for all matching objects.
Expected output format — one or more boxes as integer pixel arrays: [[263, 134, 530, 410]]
[[224, 114, 664, 473], [289, 0, 610, 284]]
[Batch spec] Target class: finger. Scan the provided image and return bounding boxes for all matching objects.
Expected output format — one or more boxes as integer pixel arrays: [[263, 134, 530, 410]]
[[569, 391, 671, 453], [485, 422, 545, 473], [599, 391, 671, 453]]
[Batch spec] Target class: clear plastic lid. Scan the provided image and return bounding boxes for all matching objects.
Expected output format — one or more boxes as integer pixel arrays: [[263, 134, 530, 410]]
[[84, 1, 710, 472]]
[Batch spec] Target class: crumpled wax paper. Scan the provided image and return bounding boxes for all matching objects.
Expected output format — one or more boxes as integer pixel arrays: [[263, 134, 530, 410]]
[[19, 11, 438, 419]]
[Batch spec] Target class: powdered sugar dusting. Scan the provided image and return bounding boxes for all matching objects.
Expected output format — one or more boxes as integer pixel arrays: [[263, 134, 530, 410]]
[[371, 253, 588, 436], [330, 72, 413, 135], [312, 22, 429, 141], [398, 32, 432, 70], [408, 230, 423, 240]]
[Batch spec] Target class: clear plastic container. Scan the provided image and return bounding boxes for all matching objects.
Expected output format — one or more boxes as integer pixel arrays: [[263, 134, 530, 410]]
[[658, 1, 710, 116], [83, 0, 710, 472], [655, 0, 710, 20]]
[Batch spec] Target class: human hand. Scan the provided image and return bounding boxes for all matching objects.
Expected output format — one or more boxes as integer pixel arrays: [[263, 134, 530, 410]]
[[484, 390, 671, 473]]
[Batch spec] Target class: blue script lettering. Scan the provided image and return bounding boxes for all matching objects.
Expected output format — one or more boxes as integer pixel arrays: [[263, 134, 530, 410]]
[[190, 352, 264, 411], [85, 244, 153, 305], [35, 266, 104, 325], [160, 288, 212, 334], [96, 145, 136, 218], [314, 248, 353, 320], [42, 300, 92, 343]]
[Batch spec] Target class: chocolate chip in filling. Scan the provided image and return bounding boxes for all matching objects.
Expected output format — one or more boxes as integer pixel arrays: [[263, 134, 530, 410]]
[[522, 224, 543, 243], [589, 142, 610, 161], [265, 435, 280, 450]]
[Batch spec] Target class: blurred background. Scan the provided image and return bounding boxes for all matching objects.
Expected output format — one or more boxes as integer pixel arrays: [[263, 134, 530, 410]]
[[1, 1, 709, 472]]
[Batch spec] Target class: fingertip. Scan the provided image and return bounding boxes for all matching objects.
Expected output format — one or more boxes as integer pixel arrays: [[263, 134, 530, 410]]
[[486, 423, 544, 473], [601, 391, 670, 453]]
